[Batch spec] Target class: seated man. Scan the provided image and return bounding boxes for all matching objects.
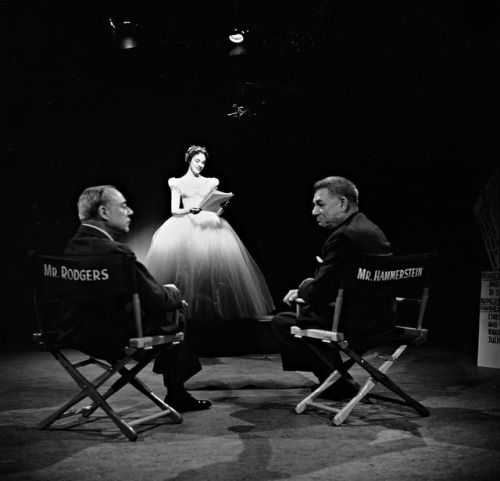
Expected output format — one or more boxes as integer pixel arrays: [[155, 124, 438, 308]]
[[60, 184, 211, 413], [271, 176, 395, 400]]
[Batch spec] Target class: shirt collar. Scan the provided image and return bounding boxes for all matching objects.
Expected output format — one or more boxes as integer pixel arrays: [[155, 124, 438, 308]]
[[81, 223, 114, 241], [332, 210, 359, 232]]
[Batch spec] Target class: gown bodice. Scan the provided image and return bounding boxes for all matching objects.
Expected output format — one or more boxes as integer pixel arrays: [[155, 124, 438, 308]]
[[169, 177, 219, 210]]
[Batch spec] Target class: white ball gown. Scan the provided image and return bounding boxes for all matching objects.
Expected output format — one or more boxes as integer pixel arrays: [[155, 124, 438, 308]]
[[145, 176, 275, 322]]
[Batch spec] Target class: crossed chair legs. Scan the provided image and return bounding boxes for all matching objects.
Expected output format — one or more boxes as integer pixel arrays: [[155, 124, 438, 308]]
[[295, 339, 430, 425], [38, 347, 182, 441]]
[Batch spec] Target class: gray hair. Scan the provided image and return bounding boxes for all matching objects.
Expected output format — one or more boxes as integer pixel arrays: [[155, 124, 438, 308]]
[[313, 176, 359, 206], [77, 185, 117, 221]]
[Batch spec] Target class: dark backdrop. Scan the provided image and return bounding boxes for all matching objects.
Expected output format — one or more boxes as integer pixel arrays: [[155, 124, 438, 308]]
[[2, 0, 498, 352]]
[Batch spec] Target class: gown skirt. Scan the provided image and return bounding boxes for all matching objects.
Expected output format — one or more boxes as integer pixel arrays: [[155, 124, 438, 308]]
[[145, 211, 275, 322]]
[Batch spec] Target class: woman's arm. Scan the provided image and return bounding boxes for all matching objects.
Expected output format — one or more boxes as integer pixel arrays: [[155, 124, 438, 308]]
[[170, 187, 191, 215], [169, 178, 200, 215]]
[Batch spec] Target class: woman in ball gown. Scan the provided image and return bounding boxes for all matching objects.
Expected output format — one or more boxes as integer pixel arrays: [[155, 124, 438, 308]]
[[145, 145, 275, 322]]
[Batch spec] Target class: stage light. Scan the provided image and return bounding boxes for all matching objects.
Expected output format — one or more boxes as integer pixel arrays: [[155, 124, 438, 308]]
[[228, 28, 249, 56], [229, 28, 247, 43], [109, 18, 139, 50]]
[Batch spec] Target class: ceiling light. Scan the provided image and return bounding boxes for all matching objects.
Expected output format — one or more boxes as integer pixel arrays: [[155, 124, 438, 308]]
[[109, 18, 139, 50], [229, 28, 248, 44]]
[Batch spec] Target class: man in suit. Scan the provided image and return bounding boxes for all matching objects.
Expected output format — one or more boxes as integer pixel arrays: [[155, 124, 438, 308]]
[[61, 184, 211, 413], [271, 176, 394, 399]]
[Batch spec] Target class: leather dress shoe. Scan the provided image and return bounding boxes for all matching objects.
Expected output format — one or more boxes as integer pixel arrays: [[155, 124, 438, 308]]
[[164, 393, 212, 413]]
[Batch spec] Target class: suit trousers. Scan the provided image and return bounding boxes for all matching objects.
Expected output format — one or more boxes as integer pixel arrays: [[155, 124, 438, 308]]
[[271, 311, 344, 381], [271, 311, 392, 382], [152, 314, 202, 385]]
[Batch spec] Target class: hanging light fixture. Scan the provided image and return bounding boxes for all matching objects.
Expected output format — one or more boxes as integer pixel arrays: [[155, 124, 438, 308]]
[[109, 18, 139, 50], [229, 28, 246, 44], [228, 28, 249, 56]]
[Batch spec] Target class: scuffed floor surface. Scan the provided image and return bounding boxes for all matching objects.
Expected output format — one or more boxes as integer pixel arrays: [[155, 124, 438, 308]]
[[0, 346, 499, 481]]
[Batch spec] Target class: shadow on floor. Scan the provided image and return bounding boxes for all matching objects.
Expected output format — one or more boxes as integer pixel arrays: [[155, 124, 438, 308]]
[[1, 343, 500, 480]]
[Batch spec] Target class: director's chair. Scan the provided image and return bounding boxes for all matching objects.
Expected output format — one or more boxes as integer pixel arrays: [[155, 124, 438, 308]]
[[30, 252, 184, 441], [291, 253, 435, 425]]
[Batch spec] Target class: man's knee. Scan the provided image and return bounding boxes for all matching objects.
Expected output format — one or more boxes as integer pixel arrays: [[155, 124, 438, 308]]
[[271, 311, 296, 340]]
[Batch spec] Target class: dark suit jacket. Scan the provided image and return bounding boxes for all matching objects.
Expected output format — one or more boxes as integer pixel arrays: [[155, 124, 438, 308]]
[[60, 224, 183, 359], [297, 211, 394, 339]]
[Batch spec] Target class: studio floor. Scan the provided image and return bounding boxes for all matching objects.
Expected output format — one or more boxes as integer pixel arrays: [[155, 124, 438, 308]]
[[1, 343, 499, 481]]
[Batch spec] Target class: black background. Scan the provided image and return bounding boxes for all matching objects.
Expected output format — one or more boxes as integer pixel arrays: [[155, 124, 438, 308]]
[[2, 0, 498, 352]]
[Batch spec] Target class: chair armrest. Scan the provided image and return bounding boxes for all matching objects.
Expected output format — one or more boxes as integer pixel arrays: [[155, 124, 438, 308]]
[[394, 326, 428, 337], [129, 332, 184, 349], [394, 326, 428, 345], [290, 325, 345, 342]]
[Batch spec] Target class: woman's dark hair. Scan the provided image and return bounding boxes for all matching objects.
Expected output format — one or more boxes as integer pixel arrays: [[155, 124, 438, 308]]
[[184, 145, 209, 163]]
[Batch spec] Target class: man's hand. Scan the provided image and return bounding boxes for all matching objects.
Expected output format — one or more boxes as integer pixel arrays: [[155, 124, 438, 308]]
[[283, 289, 299, 306], [164, 284, 187, 311]]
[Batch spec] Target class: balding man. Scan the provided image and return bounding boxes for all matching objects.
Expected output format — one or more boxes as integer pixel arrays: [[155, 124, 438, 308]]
[[61, 185, 211, 413]]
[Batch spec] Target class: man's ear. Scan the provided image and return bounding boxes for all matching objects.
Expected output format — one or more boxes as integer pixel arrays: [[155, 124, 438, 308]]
[[97, 204, 108, 220], [339, 196, 348, 212]]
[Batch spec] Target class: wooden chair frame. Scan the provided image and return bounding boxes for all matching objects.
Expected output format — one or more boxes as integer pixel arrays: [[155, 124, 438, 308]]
[[291, 253, 435, 425], [30, 252, 184, 441]]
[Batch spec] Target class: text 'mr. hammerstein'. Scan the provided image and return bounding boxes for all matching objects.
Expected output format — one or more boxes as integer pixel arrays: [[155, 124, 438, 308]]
[[357, 267, 424, 282]]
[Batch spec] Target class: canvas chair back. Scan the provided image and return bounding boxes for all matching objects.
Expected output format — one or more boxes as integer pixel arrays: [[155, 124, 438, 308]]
[[30, 252, 144, 345]]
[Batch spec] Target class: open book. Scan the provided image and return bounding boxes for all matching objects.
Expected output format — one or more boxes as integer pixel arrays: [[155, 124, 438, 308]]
[[199, 189, 234, 213]]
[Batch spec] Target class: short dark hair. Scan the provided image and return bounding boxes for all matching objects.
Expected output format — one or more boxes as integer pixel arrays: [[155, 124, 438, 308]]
[[313, 176, 359, 206], [184, 145, 209, 163], [77, 185, 117, 221]]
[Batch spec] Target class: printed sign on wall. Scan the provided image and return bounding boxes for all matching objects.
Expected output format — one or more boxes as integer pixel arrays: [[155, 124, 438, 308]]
[[477, 271, 500, 369]]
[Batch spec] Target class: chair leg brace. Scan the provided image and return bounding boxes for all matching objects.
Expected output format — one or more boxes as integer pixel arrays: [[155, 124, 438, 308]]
[[339, 343, 429, 417], [38, 349, 182, 441], [295, 341, 360, 417], [80, 350, 178, 419], [295, 340, 430, 424]]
